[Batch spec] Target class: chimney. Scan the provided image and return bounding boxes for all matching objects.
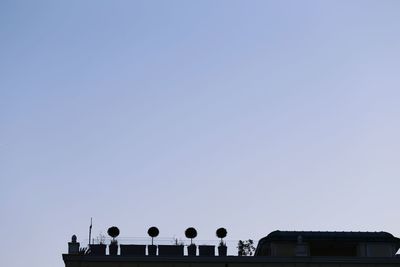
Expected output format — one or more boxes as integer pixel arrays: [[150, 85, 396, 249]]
[[68, 235, 80, 254]]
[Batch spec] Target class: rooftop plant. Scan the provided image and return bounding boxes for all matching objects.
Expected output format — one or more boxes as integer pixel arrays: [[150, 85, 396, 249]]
[[107, 226, 120, 244], [95, 233, 106, 244], [185, 227, 197, 245], [216, 228, 227, 246], [79, 247, 90, 255], [237, 239, 255, 256], [147, 226, 159, 245]]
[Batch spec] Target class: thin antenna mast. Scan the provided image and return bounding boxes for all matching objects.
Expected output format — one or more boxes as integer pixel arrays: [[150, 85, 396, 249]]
[[89, 218, 92, 246]]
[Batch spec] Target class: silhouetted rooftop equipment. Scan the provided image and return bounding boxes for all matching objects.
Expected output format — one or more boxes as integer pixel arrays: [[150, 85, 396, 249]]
[[255, 231, 400, 257]]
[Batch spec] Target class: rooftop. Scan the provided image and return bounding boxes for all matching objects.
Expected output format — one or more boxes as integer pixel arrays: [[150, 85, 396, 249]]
[[260, 230, 400, 242]]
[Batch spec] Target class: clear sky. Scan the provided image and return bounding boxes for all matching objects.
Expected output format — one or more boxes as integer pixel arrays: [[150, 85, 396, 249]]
[[1, 0, 400, 266]]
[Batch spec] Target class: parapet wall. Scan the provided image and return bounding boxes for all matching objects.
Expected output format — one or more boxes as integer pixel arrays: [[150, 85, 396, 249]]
[[63, 254, 400, 267]]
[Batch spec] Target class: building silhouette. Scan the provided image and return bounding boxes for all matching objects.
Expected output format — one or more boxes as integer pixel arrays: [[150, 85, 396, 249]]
[[63, 230, 400, 267]]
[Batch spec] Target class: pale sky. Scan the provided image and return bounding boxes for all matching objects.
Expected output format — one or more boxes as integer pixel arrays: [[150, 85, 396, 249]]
[[1, 1, 400, 266]]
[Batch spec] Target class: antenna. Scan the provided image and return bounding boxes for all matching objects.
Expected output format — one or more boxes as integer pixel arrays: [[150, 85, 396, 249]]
[[88, 218, 92, 246]]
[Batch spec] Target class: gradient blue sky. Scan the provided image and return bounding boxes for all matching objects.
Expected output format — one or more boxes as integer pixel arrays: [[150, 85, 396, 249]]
[[1, 0, 400, 266]]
